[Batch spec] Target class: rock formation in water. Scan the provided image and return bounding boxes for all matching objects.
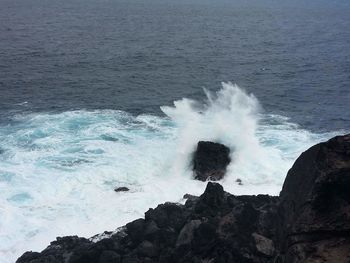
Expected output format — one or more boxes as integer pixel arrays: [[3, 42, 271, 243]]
[[114, 187, 130, 192], [193, 141, 231, 181], [17, 134, 350, 263]]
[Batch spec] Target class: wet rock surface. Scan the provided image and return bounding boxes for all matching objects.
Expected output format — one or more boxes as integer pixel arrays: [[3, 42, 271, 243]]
[[17, 134, 350, 263], [192, 141, 231, 181]]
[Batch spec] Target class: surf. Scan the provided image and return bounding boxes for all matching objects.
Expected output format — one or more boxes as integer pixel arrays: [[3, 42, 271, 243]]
[[0, 83, 337, 262]]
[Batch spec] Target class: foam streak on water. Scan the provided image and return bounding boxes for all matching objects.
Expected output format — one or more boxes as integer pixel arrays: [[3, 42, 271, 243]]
[[0, 83, 339, 262]]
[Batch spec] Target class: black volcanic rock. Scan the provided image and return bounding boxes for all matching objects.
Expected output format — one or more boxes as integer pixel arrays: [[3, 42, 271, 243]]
[[16, 134, 350, 263], [17, 183, 279, 263], [193, 141, 231, 181], [278, 134, 350, 262], [114, 187, 130, 192]]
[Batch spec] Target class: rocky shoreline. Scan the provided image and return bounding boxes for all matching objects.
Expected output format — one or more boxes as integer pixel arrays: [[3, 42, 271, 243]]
[[17, 134, 350, 263]]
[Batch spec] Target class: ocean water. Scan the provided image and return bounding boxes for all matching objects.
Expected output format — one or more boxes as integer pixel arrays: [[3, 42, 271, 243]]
[[0, 0, 349, 262], [0, 83, 341, 261]]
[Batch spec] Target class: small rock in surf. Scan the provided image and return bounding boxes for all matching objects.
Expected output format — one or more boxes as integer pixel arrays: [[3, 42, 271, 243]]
[[114, 187, 130, 192], [193, 141, 231, 181]]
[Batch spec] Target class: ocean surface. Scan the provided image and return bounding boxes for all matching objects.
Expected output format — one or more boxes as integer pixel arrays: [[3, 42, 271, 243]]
[[0, 0, 349, 261]]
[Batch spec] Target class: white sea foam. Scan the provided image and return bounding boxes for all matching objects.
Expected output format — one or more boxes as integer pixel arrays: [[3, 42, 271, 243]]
[[0, 83, 339, 262]]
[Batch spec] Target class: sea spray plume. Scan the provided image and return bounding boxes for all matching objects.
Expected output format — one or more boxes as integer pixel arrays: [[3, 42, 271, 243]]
[[161, 82, 271, 183]]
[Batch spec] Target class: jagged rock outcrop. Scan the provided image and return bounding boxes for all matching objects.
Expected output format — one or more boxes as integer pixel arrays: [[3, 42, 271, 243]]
[[17, 183, 279, 263], [17, 134, 350, 263], [193, 141, 231, 181]]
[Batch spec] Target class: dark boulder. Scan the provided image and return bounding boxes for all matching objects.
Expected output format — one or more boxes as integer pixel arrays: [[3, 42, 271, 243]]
[[278, 134, 350, 262], [236, 178, 243, 185], [114, 187, 129, 192], [192, 141, 231, 181]]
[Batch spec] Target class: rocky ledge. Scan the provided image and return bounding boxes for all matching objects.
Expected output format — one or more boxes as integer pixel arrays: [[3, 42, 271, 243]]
[[17, 134, 350, 263]]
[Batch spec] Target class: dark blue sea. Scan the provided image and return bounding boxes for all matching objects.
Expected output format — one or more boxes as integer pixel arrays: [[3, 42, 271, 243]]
[[0, 0, 349, 261]]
